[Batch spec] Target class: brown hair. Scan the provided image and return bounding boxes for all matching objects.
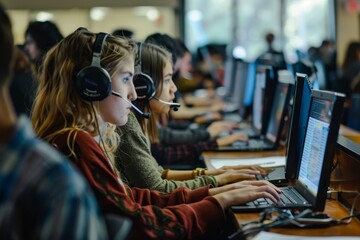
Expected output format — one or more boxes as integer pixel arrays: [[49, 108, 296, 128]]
[[0, 4, 15, 87], [133, 43, 172, 141], [32, 28, 136, 163]]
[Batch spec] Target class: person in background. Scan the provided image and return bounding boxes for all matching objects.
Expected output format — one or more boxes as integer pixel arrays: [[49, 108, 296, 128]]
[[0, 6, 106, 239], [9, 46, 37, 116], [112, 28, 135, 39], [173, 37, 202, 93], [341, 41, 360, 95], [145, 33, 226, 122], [24, 20, 63, 71], [117, 42, 272, 193], [256, 32, 286, 69], [31, 28, 280, 239]]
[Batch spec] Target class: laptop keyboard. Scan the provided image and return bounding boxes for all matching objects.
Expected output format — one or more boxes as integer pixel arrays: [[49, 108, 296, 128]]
[[256, 167, 285, 180], [249, 139, 270, 147], [245, 187, 309, 207]]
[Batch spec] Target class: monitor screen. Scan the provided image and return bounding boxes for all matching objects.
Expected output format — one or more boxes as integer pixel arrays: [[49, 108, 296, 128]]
[[223, 57, 235, 96], [232, 60, 249, 113], [252, 69, 266, 130], [285, 74, 312, 179], [298, 97, 333, 196], [265, 83, 289, 142]]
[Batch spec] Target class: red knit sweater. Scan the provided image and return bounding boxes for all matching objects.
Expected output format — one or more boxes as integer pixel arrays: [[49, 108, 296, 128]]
[[52, 130, 226, 239]]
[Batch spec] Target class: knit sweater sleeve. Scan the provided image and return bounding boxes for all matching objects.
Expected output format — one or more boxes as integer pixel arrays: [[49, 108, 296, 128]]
[[158, 126, 210, 145], [52, 130, 226, 239], [116, 112, 216, 193]]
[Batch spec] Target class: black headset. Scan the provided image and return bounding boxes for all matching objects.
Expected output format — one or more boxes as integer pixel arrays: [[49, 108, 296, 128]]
[[133, 42, 156, 100], [75, 32, 111, 101]]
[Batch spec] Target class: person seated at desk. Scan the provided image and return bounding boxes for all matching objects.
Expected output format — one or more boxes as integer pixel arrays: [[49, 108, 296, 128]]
[[0, 6, 106, 239], [145, 32, 226, 125], [116, 42, 272, 193], [30, 28, 281, 239]]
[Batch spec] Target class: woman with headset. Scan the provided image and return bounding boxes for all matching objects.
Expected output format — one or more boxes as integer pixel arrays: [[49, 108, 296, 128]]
[[116, 42, 273, 193], [31, 29, 280, 239]]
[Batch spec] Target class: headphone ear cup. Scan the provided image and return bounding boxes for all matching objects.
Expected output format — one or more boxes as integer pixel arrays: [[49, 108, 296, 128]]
[[133, 73, 155, 100], [75, 66, 111, 101]]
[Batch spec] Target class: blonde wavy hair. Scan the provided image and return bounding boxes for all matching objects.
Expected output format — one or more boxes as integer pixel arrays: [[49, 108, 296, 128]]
[[31, 28, 136, 164]]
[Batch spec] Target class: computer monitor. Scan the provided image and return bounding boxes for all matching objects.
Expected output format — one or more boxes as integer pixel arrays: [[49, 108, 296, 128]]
[[223, 56, 236, 97], [285, 73, 312, 180], [265, 80, 292, 143], [252, 67, 267, 132], [231, 60, 250, 116], [296, 89, 345, 210]]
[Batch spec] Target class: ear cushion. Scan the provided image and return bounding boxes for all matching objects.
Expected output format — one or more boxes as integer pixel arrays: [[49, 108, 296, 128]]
[[75, 65, 111, 101], [133, 72, 156, 100]]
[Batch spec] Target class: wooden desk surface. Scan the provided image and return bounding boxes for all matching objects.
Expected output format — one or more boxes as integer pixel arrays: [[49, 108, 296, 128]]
[[202, 150, 360, 237], [203, 149, 286, 170], [232, 200, 360, 237]]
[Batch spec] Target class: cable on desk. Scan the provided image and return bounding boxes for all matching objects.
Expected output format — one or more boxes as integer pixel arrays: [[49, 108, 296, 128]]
[[334, 192, 360, 225], [227, 193, 360, 240], [227, 208, 312, 240]]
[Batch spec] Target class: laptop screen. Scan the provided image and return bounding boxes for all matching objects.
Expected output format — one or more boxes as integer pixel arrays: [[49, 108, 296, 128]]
[[265, 83, 289, 142], [252, 69, 266, 131], [298, 97, 333, 196], [223, 57, 235, 95], [232, 60, 249, 114], [285, 73, 312, 180]]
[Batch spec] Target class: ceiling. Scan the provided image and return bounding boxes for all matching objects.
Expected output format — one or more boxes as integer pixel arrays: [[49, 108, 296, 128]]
[[2, 0, 180, 10]]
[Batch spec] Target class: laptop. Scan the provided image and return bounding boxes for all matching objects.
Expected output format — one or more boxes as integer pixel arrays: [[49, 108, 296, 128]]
[[231, 89, 345, 212], [256, 73, 313, 185], [222, 60, 250, 119], [237, 65, 276, 136], [216, 76, 293, 152]]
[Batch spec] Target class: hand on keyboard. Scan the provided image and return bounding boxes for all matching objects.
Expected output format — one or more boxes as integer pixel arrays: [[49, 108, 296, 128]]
[[216, 132, 249, 147], [209, 180, 281, 209]]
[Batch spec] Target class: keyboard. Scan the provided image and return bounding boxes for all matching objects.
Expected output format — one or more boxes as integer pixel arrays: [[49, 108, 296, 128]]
[[244, 187, 309, 208], [256, 166, 285, 180]]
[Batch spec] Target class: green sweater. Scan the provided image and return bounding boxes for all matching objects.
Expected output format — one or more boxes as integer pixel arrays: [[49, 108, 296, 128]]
[[116, 112, 216, 193]]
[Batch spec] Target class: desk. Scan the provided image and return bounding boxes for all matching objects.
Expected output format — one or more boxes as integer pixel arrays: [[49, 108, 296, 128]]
[[232, 200, 360, 237], [202, 150, 360, 237], [203, 149, 286, 170]]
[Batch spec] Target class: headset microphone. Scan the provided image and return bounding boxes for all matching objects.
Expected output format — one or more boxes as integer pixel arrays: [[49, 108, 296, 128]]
[[153, 97, 181, 111], [111, 91, 150, 119]]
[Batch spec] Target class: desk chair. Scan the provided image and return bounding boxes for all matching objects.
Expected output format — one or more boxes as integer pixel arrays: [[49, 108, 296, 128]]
[[105, 214, 132, 240]]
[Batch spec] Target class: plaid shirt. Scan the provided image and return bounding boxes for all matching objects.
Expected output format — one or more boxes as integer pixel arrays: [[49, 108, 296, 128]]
[[0, 117, 106, 239], [151, 139, 218, 166]]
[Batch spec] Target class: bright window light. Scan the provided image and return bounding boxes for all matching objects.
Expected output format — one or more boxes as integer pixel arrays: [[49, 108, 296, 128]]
[[36, 11, 54, 21], [187, 10, 203, 22], [90, 7, 110, 21]]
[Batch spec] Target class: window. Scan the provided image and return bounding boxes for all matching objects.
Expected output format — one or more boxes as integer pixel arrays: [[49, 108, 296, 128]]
[[185, 0, 332, 62]]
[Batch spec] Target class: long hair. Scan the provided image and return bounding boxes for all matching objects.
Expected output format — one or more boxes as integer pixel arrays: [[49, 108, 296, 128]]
[[0, 4, 14, 86], [32, 28, 136, 163], [133, 43, 172, 141], [342, 41, 360, 72], [25, 21, 63, 55]]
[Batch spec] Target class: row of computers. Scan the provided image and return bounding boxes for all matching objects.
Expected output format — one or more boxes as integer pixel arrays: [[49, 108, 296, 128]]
[[220, 71, 345, 213]]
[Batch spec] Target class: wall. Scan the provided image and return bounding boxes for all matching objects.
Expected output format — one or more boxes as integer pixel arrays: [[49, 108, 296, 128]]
[[8, 7, 177, 45], [336, 0, 360, 66]]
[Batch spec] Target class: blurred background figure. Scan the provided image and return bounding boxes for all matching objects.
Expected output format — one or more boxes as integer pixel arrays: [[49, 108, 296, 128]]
[[9, 46, 37, 116], [256, 32, 286, 69], [307, 39, 337, 90], [24, 20, 63, 71], [112, 28, 135, 39], [340, 41, 360, 95], [194, 43, 227, 87], [265, 32, 279, 54]]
